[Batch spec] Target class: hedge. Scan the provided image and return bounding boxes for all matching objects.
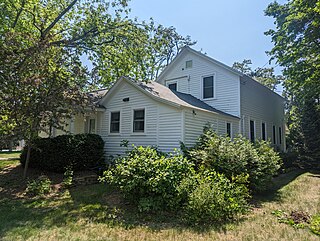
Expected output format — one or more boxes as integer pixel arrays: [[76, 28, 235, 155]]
[[20, 134, 105, 172]]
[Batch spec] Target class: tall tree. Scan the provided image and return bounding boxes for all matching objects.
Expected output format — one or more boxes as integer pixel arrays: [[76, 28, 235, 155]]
[[265, 0, 320, 167], [0, 0, 130, 177], [232, 59, 283, 91]]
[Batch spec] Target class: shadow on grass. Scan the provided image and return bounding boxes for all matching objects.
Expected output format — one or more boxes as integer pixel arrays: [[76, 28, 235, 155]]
[[252, 169, 306, 207], [0, 165, 311, 239]]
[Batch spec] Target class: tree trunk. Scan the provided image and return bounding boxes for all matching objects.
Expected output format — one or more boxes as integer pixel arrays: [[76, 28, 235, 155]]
[[23, 144, 31, 179]]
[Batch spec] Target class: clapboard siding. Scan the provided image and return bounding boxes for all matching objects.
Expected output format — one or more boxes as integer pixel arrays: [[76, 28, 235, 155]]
[[158, 50, 240, 117], [240, 76, 285, 150], [184, 109, 239, 147], [100, 81, 183, 157]]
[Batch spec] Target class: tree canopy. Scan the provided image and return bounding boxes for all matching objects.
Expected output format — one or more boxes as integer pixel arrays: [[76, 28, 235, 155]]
[[232, 59, 283, 91], [265, 0, 320, 166]]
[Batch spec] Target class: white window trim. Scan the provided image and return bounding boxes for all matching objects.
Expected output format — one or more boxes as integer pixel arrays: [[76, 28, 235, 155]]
[[226, 122, 232, 138], [166, 80, 178, 91], [201, 73, 216, 100], [108, 110, 121, 136], [131, 108, 146, 135], [249, 119, 256, 142], [261, 122, 267, 141], [185, 60, 193, 69]]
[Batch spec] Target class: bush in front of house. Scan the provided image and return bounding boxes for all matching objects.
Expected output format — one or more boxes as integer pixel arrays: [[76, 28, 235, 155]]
[[20, 134, 105, 172], [101, 145, 250, 224], [182, 126, 282, 192], [101, 146, 195, 211], [181, 171, 250, 224]]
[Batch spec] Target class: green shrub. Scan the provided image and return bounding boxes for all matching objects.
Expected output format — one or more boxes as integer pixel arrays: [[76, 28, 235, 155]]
[[20, 134, 105, 172], [310, 215, 320, 236], [101, 146, 195, 211], [26, 175, 51, 196], [183, 171, 250, 224], [62, 166, 74, 188], [183, 126, 282, 192]]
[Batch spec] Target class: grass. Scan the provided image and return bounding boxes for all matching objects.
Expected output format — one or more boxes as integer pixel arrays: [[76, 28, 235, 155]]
[[0, 151, 21, 159], [0, 161, 319, 241]]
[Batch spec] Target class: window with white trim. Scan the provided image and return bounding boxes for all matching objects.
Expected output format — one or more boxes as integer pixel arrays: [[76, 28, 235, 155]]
[[110, 111, 120, 133], [203, 75, 214, 99], [262, 122, 266, 141], [133, 109, 145, 133], [168, 83, 177, 91], [186, 60, 193, 69]]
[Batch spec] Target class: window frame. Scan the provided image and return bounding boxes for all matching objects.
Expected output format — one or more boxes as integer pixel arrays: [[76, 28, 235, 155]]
[[109, 111, 121, 134], [132, 108, 146, 134], [226, 122, 232, 138], [185, 60, 193, 69], [279, 126, 282, 145], [249, 119, 256, 142], [88, 118, 96, 134], [261, 122, 267, 141], [273, 125, 277, 145], [201, 74, 216, 100], [166, 80, 178, 91]]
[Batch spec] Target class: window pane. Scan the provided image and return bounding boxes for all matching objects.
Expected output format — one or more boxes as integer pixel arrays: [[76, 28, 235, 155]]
[[227, 123, 231, 137], [110, 112, 120, 133], [262, 123, 266, 140], [89, 119, 95, 134], [133, 109, 145, 132], [204, 87, 214, 99], [250, 120, 255, 142], [186, 60, 193, 68], [273, 126, 276, 144], [168, 83, 177, 91], [279, 127, 282, 144], [134, 109, 145, 120], [204, 76, 213, 87], [203, 76, 214, 99], [133, 121, 144, 132], [111, 112, 120, 122]]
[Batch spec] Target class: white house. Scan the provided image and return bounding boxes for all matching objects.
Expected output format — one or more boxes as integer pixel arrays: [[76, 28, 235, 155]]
[[53, 46, 286, 157]]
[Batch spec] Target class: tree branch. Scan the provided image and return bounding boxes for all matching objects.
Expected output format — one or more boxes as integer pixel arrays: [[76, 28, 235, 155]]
[[12, 0, 26, 28], [41, 0, 78, 39]]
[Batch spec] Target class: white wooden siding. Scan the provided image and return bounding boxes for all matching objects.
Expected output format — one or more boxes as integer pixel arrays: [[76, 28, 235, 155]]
[[240, 76, 285, 150], [157, 51, 241, 117], [184, 109, 240, 147], [100, 81, 183, 157]]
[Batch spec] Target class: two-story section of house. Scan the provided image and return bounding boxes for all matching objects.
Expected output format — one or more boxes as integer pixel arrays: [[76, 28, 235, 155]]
[[156, 46, 286, 151], [47, 46, 286, 156]]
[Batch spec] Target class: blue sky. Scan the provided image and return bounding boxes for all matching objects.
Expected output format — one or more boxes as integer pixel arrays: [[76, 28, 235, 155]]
[[128, 0, 286, 77]]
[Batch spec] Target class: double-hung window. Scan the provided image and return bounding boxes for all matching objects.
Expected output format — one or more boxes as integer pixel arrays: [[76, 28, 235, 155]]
[[133, 109, 145, 133], [226, 122, 232, 137], [168, 83, 177, 91], [110, 111, 120, 133], [203, 75, 214, 99], [89, 119, 96, 134]]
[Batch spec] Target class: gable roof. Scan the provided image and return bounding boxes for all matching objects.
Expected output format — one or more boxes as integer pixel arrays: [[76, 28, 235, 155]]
[[157, 46, 243, 80], [99, 77, 239, 119], [157, 46, 285, 101]]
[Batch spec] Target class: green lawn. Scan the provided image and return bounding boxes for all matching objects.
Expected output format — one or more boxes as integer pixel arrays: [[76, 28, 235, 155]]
[[0, 161, 319, 241], [0, 151, 21, 159]]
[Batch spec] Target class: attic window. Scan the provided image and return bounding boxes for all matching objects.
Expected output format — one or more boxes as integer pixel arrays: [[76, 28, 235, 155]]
[[186, 60, 193, 69], [203, 75, 214, 99]]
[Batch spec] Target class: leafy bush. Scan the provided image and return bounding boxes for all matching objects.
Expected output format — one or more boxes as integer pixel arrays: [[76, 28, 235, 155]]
[[62, 166, 74, 188], [183, 171, 250, 224], [310, 215, 320, 236], [26, 175, 51, 196], [20, 134, 105, 172], [101, 146, 195, 211], [183, 126, 282, 192]]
